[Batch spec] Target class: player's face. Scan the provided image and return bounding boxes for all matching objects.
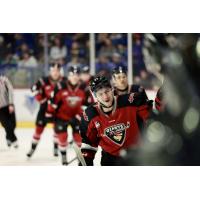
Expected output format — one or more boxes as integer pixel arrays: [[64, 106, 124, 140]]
[[68, 73, 80, 85], [80, 73, 90, 83], [95, 87, 114, 107], [50, 67, 61, 81], [113, 73, 128, 90]]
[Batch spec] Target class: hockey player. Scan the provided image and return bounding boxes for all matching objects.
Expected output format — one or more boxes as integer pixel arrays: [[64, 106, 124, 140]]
[[0, 75, 18, 148], [48, 65, 86, 165], [27, 63, 64, 158], [80, 65, 92, 86], [79, 76, 153, 166], [80, 65, 94, 106], [112, 66, 148, 99]]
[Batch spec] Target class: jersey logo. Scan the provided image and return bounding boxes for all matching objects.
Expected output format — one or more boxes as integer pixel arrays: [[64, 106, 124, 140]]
[[66, 96, 81, 107], [128, 93, 135, 103], [104, 122, 130, 146]]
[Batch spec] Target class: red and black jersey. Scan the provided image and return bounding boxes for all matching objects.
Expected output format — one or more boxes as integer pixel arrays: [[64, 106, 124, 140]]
[[31, 76, 65, 104], [48, 80, 86, 121], [80, 93, 152, 158], [114, 84, 148, 100]]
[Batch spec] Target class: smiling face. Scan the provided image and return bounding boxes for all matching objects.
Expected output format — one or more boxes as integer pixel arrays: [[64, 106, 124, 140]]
[[95, 87, 114, 108], [112, 73, 128, 90]]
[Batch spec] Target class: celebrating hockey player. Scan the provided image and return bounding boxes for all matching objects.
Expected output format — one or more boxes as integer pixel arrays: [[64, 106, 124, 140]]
[[47, 65, 86, 165], [79, 75, 153, 166], [27, 63, 64, 158], [0, 75, 18, 148]]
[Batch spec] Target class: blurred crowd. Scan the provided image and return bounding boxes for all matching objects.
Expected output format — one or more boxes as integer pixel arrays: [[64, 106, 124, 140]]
[[0, 33, 163, 89]]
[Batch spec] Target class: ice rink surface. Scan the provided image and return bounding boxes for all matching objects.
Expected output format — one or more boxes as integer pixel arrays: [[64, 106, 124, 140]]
[[0, 128, 101, 166]]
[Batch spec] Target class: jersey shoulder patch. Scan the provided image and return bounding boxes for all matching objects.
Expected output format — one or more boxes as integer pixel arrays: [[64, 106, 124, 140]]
[[83, 103, 99, 122], [117, 92, 146, 108], [117, 94, 131, 108]]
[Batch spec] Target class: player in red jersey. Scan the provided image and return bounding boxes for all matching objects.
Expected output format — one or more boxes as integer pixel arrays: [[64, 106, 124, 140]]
[[80, 65, 93, 86], [112, 66, 148, 99], [27, 63, 64, 158], [79, 75, 153, 166], [80, 65, 95, 106], [48, 65, 86, 165]]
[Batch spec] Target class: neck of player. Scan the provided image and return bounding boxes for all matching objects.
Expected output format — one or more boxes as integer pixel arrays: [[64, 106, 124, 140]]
[[101, 98, 115, 114]]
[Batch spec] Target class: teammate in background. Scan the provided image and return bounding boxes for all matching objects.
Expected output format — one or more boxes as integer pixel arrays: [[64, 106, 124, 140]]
[[79, 76, 153, 166], [112, 66, 148, 99], [48, 65, 86, 165], [80, 65, 92, 86], [80, 65, 94, 106], [0, 75, 18, 148], [27, 63, 64, 158]]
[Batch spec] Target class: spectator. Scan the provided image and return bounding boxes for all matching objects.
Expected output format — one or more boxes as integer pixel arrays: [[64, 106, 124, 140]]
[[0, 35, 6, 64], [110, 33, 127, 46], [50, 36, 67, 61], [2, 52, 18, 66], [132, 34, 148, 84], [98, 38, 116, 58], [95, 54, 113, 76], [66, 56, 81, 69], [35, 34, 45, 64], [15, 42, 31, 59], [18, 51, 38, 68], [70, 41, 80, 57], [110, 52, 127, 69]]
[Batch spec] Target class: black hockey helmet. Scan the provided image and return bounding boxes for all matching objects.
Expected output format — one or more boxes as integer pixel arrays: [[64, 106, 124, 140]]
[[49, 62, 61, 69], [90, 76, 112, 93], [81, 65, 90, 73], [112, 65, 127, 75], [68, 65, 80, 75]]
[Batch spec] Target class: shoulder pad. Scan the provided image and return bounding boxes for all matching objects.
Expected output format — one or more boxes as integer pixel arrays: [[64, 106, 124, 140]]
[[83, 104, 99, 122], [130, 84, 141, 93]]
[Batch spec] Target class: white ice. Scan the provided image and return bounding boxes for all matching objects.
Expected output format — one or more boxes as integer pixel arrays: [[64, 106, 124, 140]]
[[0, 128, 101, 166]]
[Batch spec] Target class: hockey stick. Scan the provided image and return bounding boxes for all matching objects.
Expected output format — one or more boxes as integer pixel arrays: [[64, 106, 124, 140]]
[[67, 157, 77, 165], [67, 125, 87, 166]]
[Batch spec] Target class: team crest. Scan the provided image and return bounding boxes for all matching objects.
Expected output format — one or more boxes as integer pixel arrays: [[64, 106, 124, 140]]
[[66, 96, 81, 107], [104, 122, 130, 145]]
